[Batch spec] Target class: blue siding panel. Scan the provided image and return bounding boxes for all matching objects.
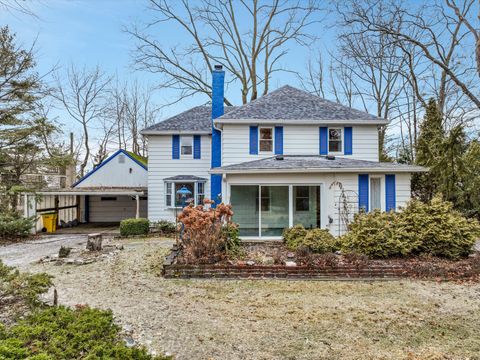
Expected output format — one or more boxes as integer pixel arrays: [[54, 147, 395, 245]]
[[172, 135, 180, 159], [250, 126, 258, 155], [274, 126, 283, 155], [319, 127, 328, 155], [385, 174, 396, 212], [358, 174, 369, 212], [210, 174, 222, 205], [193, 135, 201, 159], [344, 127, 353, 155]]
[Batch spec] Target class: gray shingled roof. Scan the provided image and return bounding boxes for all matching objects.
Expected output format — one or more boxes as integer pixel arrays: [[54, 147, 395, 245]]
[[211, 156, 426, 173], [142, 105, 236, 133], [216, 85, 387, 123]]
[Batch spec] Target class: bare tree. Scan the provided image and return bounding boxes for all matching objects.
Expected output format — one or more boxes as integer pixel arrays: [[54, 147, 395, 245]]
[[108, 80, 160, 157], [0, 0, 37, 17], [446, 0, 480, 78], [53, 65, 111, 176], [127, 0, 321, 105], [340, 0, 480, 113]]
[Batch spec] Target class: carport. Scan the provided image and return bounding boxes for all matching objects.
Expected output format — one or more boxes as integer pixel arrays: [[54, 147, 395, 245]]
[[23, 188, 147, 233]]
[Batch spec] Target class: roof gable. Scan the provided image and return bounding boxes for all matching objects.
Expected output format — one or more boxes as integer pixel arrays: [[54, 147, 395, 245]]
[[216, 85, 387, 124], [73, 149, 147, 188]]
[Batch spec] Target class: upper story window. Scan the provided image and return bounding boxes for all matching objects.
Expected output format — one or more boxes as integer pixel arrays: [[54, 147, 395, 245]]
[[180, 136, 193, 158], [328, 128, 342, 153], [259, 127, 273, 153]]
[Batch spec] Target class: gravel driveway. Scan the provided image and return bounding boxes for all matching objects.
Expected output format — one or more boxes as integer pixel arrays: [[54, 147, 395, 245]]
[[0, 235, 88, 269]]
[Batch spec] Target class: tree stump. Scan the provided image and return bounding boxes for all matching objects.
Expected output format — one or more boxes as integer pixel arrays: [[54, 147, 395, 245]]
[[86, 233, 103, 251]]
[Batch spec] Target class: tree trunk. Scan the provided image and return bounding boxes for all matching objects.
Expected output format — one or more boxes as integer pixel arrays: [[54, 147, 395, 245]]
[[86, 233, 103, 251]]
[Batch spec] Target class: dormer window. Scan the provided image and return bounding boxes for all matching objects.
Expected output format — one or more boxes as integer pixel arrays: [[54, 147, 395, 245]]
[[180, 136, 193, 158], [259, 127, 273, 153], [328, 128, 342, 153]]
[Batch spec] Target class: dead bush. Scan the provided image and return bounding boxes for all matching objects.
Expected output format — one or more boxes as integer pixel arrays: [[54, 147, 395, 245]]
[[177, 200, 236, 264]]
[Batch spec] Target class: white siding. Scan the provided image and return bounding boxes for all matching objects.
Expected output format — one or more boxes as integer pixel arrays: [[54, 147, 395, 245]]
[[396, 173, 412, 209], [349, 125, 379, 161], [224, 171, 411, 237], [75, 153, 147, 188], [147, 134, 212, 221], [221, 124, 379, 165], [89, 195, 147, 222]]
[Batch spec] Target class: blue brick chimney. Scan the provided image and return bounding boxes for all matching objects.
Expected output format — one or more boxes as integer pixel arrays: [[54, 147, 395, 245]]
[[211, 65, 224, 205]]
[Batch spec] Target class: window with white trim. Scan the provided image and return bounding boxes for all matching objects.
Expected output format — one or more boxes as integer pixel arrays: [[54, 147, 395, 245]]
[[259, 127, 273, 153], [180, 136, 193, 158], [164, 181, 206, 208], [328, 128, 342, 153]]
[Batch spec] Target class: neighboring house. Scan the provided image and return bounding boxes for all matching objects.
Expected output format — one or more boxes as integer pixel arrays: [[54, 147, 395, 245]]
[[142, 65, 425, 239], [23, 149, 148, 231]]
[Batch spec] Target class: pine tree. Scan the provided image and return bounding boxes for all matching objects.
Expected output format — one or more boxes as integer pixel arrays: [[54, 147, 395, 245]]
[[0, 26, 65, 210], [412, 98, 446, 201]]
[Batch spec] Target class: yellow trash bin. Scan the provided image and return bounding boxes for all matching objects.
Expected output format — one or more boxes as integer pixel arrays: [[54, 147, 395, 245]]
[[41, 213, 58, 233]]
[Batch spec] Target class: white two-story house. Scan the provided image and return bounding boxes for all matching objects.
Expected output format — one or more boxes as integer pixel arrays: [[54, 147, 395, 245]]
[[141, 65, 424, 238]]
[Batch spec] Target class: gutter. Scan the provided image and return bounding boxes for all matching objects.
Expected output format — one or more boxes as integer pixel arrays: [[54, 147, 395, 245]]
[[140, 130, 211, 135], [210, 166, 427, 175], [214, 118, 390, 126]]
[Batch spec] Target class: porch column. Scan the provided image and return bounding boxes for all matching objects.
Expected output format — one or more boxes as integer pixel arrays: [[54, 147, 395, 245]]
[[135, 195, 140, 219]]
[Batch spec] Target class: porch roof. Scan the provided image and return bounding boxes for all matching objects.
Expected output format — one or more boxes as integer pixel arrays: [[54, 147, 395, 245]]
[[29, 187, 147, 196], [163, 175, 207, 182], [210, 156, 427, 174]]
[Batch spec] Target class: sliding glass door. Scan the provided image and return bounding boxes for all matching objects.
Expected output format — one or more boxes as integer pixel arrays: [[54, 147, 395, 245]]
[[230, 184, 321, 238], [260, 186, 289, 237], [230, 185, 259, 236], [292, 186, 321, 229]]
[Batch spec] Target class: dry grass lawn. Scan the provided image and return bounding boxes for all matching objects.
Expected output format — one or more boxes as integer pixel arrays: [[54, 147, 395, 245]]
[[30, 238, 480, 360]]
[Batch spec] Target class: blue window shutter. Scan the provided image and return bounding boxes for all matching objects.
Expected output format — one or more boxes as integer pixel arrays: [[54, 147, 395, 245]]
[[172, 135, 180, 159], [358, 174, 369, 212], [193, 135, 201, 159], [344, 127, 352, 155], [385, 174, 396, 212], [249, 126, 258, 155], [274, 126, 283, 155], [319, 127, 328, 155]]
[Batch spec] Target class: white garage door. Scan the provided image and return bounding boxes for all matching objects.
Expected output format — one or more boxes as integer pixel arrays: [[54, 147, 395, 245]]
[[88, 195, 147, 222]]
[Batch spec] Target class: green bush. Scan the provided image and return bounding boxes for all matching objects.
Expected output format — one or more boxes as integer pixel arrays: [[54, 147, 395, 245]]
[[339, 197, 480, 259], [283, 224, 308, 250], [339, 210, 419, 258], [303, 228, 338, 253], [0, 211, 34, 240], [284, 225, 337, 253], [222, 223, 245, 258], [0, 261, 53, 309], [400, 197, 480, 259], [151, 220, 176, 235], [0, 306, 169, 359], [119, 218, 150, 236]]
